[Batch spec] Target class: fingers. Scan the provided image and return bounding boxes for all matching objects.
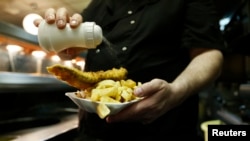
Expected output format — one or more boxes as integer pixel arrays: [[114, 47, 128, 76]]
[[106, 98, 156, 124], [106, 104, 140, 123], [106, 79, 171, 124], [36, 7, 83, 29], [134, 79, 166, 97], [44, 8, 56, 24], [33, 18, 43, 27], [70, 13, 83, 28], [55, 7, 69, 29]]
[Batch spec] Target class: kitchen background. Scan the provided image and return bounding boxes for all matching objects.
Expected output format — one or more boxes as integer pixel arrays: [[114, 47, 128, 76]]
[[0, 0, 250, 141]]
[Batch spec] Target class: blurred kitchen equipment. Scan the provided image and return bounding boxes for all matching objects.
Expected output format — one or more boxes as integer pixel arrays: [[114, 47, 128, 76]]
[[201, 120, 223, 141], [205, 0, 250, 125], [0, 72, 78, 134], [6, 44, 23, 72], [31, 50, 46, 74], [0, 72, 72, 93], [0, 18, 80, 139], [222, 0, 250, 55], [38, 20, 103, 53]]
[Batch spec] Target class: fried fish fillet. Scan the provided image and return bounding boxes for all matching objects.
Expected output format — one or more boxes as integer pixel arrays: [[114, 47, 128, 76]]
[[47, 64, 128, 90]]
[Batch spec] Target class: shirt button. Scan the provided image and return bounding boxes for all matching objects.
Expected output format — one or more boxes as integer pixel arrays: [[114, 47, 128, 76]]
[[130, 20, 135, 24], [127, 10, 133, 14], [96, 49, 100, 53], [122, 47, 127, 51]]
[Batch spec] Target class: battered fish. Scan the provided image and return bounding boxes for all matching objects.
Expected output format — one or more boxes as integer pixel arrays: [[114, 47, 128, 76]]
[[47, 64, 128, 90]]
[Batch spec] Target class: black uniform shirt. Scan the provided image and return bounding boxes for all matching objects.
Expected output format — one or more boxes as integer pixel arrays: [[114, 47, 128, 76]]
[[79, 0, 224, 140]]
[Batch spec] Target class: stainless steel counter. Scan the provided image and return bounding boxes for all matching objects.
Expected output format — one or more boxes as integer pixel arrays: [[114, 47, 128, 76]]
[[0, 114, 78, 141]]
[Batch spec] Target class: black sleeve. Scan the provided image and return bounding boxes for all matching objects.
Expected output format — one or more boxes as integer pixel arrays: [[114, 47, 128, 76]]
[[181, 0, 226, 50]]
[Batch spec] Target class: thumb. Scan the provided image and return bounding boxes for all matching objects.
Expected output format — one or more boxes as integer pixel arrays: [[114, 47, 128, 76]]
[[134, 79, 166, 97], [133, 80, 155, 97]]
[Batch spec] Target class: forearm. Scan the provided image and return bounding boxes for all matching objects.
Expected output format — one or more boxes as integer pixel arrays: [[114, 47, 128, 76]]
[[171, 48, 223, 99]]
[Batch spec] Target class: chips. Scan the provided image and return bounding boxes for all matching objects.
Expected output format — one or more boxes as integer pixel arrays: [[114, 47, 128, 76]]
[[97, 103, 111, 119], [76, 79, 141, 103], [75, 79, 142, 118]]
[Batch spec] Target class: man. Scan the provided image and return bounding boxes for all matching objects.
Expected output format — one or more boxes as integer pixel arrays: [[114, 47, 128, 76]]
[[35, 0, 224, 140]]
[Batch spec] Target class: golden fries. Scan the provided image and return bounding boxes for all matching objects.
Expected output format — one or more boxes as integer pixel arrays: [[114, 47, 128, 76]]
[[76, 79, 141, 103], [97, 103, 111, 119], [75, 79, 142, 118]]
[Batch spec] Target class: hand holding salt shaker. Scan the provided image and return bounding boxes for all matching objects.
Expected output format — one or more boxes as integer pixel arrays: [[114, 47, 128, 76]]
[[37, 20, 103, 52]]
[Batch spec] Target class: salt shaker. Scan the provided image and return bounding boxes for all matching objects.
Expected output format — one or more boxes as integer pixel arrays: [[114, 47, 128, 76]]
[[37, 20, 103, 52]]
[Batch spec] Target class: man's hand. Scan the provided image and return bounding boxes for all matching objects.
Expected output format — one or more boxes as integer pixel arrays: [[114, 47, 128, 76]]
[[34, 7, 83, 28], [33, 7, 86, 60]]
